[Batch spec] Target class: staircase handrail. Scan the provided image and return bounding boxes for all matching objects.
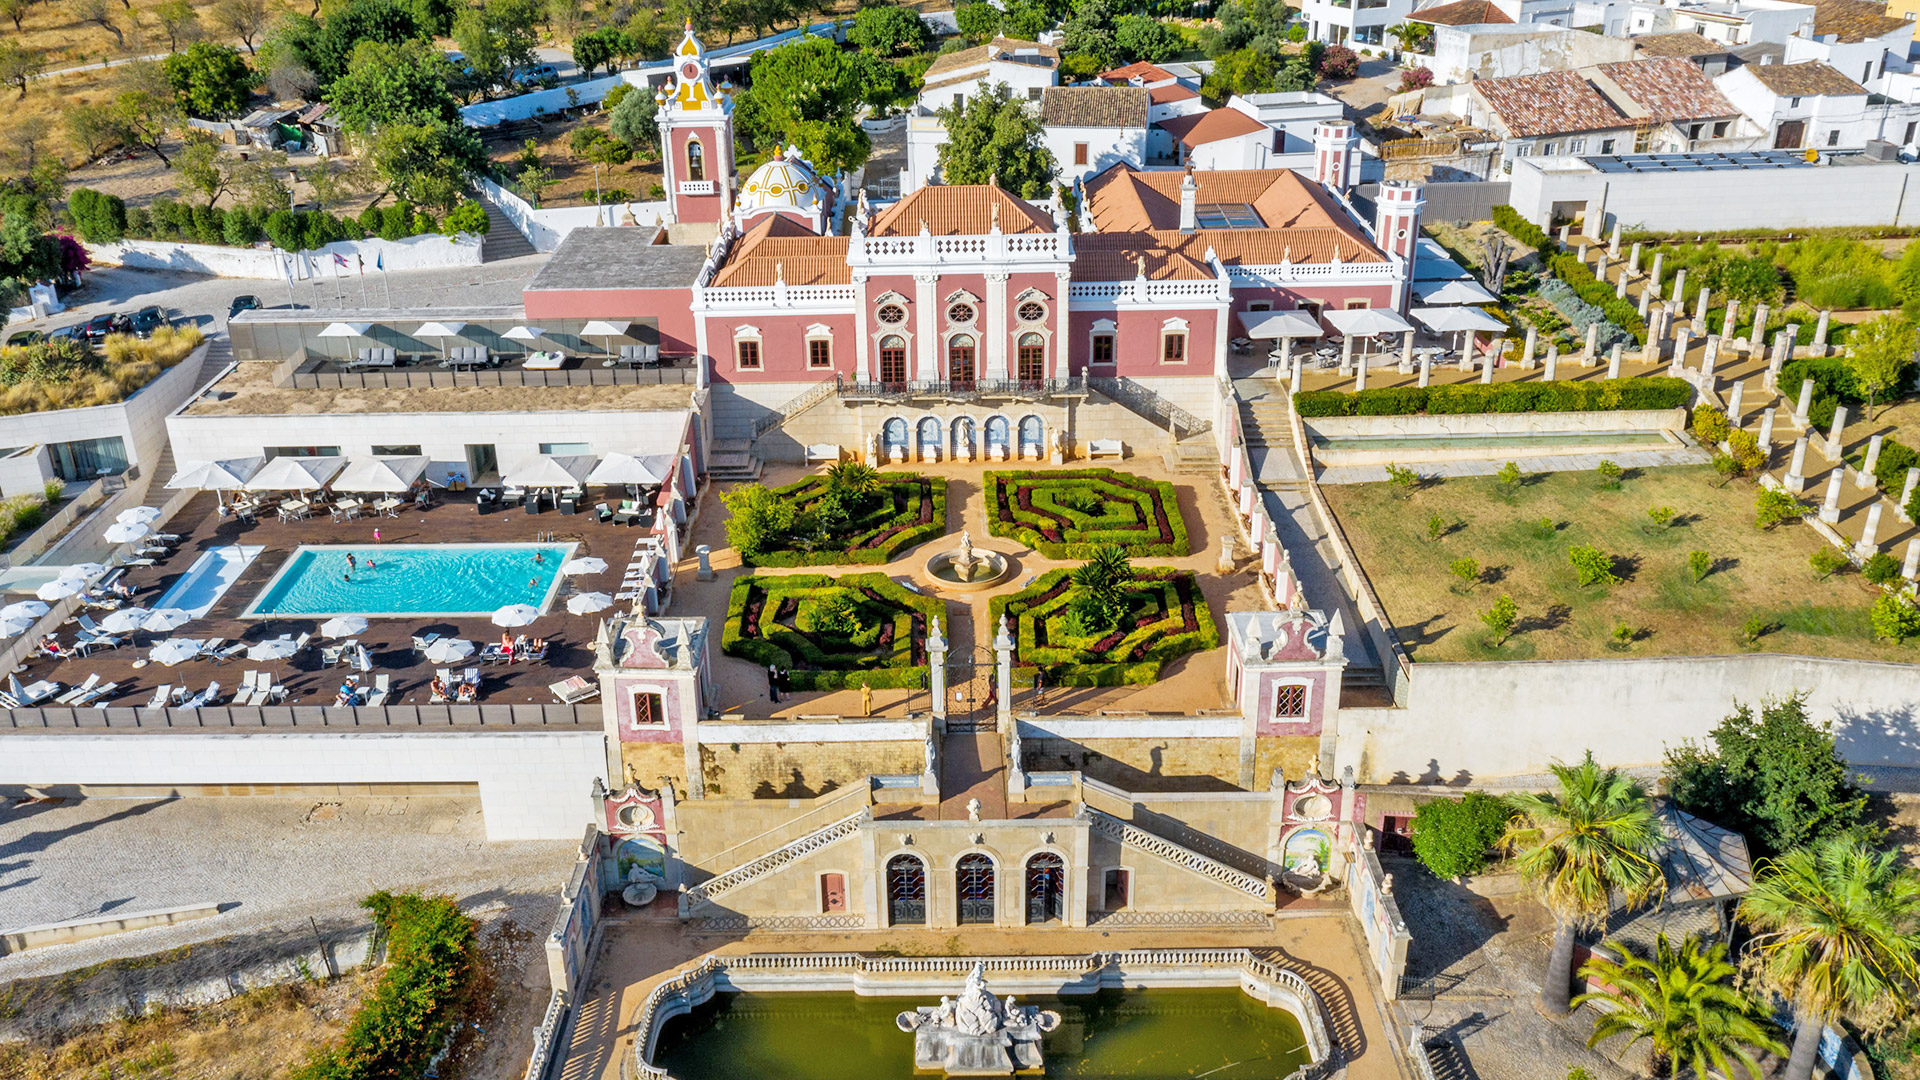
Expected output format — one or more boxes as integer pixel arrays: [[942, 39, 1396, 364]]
[[682, 807, 870, 909], [1079, 806, 1271, 900], [1087, 376, 1211, 438], [752, 376, 844, 438], [694, 781, 873, 870]]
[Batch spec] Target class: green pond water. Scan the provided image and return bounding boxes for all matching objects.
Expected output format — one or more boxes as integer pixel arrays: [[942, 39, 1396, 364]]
[[652, 987, 1311, 1080]]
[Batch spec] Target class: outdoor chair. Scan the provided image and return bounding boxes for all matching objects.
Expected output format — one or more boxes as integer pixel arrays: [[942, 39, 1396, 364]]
[[364, 673, 391, 707], [549, 676, 599, 704], [55, 674, 101, 705], [593, 502, 613, 523], [75, 680, 117, 706], [144, 684, 174, 709], [209, 641, 247, 664], [235, 670, 259, 705], [183, 681, 220, 708]]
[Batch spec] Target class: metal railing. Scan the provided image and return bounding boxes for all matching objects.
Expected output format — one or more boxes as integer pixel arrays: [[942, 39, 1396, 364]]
[[835, 377, 1089, 403], [1087, 376, 1211, 438]]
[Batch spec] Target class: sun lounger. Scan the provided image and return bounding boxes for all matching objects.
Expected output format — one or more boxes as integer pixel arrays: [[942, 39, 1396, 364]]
[[549, 676, 599, 704], [411, 632, 441, 653], [209, 641, 247, 664], [55, 674, 100, 705], [75, 680, 118, 706], [4, 679, 60, 707], [144, 684, 174, 709], [183, 681, 220, 708], [75, 631, 122, 656], [321, 641, 352, 666], [234, 670, 258, 705], [364, 673, 391, 707]]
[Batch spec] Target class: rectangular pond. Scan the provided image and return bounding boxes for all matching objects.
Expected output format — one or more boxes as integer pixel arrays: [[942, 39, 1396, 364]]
[[242, 542, 575, 618], [652, 988, 1311, 1080]]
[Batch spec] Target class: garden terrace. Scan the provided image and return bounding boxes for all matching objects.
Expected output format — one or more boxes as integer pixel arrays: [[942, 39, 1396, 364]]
[[742, 473, 947, 567], [986, 469, 1190, 559], [988, 568, 1219, 686], [1321, 464, 1919, 662], [721, 573, 945, 690], [0, 327, 203, 415]]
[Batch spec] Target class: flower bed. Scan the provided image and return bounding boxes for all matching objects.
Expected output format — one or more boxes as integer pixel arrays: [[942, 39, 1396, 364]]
[[739, 473, 947, 567], [985, 469, 1190, 559], [987, 568, 1218, 686], [721, 572, 945, 690]]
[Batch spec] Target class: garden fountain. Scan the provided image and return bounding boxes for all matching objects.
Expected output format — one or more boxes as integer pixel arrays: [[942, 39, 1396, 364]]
[[896, 963, 1060, 1076], [923, 529, 1011, 592]]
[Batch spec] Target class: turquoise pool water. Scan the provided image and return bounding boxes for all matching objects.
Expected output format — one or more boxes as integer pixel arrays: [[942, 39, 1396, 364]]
[[244, 543, 574, 618]]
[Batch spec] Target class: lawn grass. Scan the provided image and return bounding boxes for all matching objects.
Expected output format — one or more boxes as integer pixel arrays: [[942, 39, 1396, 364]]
[[1322, 464, 1917, 662]]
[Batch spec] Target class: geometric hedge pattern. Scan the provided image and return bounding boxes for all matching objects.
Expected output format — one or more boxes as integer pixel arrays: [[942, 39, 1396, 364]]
[[988, 568, 1219, 686], [985, 469, 1190, 559], [721, 572, 944, 690], [748, 473, 948, 567]]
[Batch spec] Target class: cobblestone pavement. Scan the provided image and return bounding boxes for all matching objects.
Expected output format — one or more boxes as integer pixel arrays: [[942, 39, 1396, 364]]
[[0, 794, 578, 983]]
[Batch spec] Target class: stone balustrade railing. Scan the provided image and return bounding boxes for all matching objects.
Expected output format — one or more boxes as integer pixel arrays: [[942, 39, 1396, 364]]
[[1080, 806, 1274, 901], [680, 808, 869, 910]]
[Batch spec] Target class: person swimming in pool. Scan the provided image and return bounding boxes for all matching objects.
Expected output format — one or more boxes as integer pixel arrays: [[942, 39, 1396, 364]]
[[347, 553, 357, 571], [364, 559, 375, 572], [534, 552, 545, 565]]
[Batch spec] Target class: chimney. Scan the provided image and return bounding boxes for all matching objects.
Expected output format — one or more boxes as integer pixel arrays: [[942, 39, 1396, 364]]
[[1179, 168, 1197, 234]]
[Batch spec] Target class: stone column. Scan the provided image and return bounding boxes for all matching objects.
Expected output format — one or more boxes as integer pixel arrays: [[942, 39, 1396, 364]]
[[1615, 273, 1628, 300], [1820, 468, 1845, 524], [1339, 329, 1355, 375], [1544, 344, 1558, 382], [1650, 252, 1665, 297], [1858, 503, 1886, 557], [1607, 343, 1624, 379], [993, 616, 1013, 726], [1559, 223, 1572, 244], [1638, 289, 1651, 316], [1289, 355, 1303, 394], [1786, 437, 1809, 493], [1758, 407, 1776, 450], [1695, 285, 1711, 324], [1864, 434, 1885, 488], [928, 617, 947, 725], [1795, 378, 1816, 425], [1628, 241, 1642, 275], [1814, 310, 1832, 355], [1766, 331, 1788, 389], [1905, 537, 1920, 581], [1577, 242, 1588, 263], [1400, 330, 1415, 374], [1727, 379, 1745, 423], [1672, 268, 1686, 310], [1751, 303, 1769, 351], [1481, 341, 1498, 383], [1672, 328, 1691, 375], [1826, 405, 1849, 460], [1583, 323, 1598, 364], [1609, 220, 1622, 257], [1722, 300, 1740, 340], [1521, 326, 1538, 369], [1355, 356, 1367, 392], [1701, 335, 1719, 382], [1418, 351, 1432, 388], [1900, 467, 1919, 523]]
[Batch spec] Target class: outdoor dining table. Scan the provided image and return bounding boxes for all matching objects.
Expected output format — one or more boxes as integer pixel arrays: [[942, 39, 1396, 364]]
[[375, 497, 404, 517], [279, 499, 310, 521]]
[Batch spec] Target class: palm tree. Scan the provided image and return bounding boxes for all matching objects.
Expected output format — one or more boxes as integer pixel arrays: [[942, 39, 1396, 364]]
[[1739, 837, 1920, 1080], [1573, 934, 1785, 1078], [1501, 752, 1666, 1016], [824, 461, 880, 498], [1071, 544, 1134, 631]]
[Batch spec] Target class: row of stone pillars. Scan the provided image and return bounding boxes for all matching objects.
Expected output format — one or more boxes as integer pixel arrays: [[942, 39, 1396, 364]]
[[923, 616, 1016, 732]]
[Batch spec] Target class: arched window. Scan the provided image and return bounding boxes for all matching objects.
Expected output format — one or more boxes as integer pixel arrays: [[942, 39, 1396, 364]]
[[1026, 853, 1066, 924], [948, 334, 976, 389], [879, 335, 907, 386], [887, 854, 927, 925], [686, 137, 706, 182], [1017, 333, 1045, 383], [957, 853, 995, 924]]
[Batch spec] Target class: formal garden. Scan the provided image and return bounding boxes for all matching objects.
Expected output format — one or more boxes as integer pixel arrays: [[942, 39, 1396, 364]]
[[720, 463, 947, 567], [721, 572, 945, 690], [985, 469, 1190, 559], [1322, 462, 1919, 662], [987, 547, 1218, 686]]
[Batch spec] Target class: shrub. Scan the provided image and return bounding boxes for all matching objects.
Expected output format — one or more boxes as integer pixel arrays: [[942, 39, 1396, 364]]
[[1491, 205, 1553, 251], [1410, 792, 1514, 879], [1397, 67, 1434, 93], [1727, 429, 1765, 477], [732, 474, 946, 567], [1292, 377, 1692, 418], [1691, 404, 1732, 444], [1568, 544, 1619, 587], [1811, 547, 1848, 579], [1647, 505, 1675, 528], [1863, 551, 1902, 586], [1755, 488, 1809, 529], [1449, 557, 1479, 586], [1481, 593, 1517, 643], [442, 200, 490, 236], [1318, 44, 1358, 77], [1385, 462, 1421, 492], [0, 325, 202, 414], [1530, 516, 1556, 540], [1872, 592, 1920, 641], [1742, 614, 1768, 644], [986, 470, 1189, 559], [1688, 549, 1711, 582], [989, 567, 1219, 686], [1544, 253, 1647, 341], [1425, 512, 1446, 541], [1537, 278, 1633, 351], [68, 187, 127, 244], [721, 573, 942, 690], [1497, 461, 1522, 487], [1596, 459, 1622, 489]]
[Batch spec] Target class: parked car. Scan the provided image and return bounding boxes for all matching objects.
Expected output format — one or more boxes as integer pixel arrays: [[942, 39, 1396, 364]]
[[45, 324, 82, 344], [229, 294, 261, 319], [513, 63, 559, 85], [129, 305, 169, 337], [81, 312, 131, 343], [5, 329, 44, 346]]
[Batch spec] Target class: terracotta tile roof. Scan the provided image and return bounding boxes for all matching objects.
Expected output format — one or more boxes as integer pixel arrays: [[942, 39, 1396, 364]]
[[1072, 227, 1386, 281], [1099, 61, 1177, 84], [1804, 0, 1911, 41], [1472, 69, 1625, 137], [866, 184, 1056, 237], [1040, 86, 1150, 128], [1741, 59, 1868, 96], [1593, 58, 1738, 121], [1080, 165, 1386, 267], [1631, 31, 1722, 57], [1071, 234, 1217, 280], [1156, 108, 1271, 147], [710, 215, 851, 287], [922, 36, 1059, 79], [1410, 0, 1514, 24], [1149, 83, 1199, 104]]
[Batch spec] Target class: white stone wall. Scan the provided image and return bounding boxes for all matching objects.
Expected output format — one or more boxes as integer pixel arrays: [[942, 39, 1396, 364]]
[[1508, 155, 1920, 232], [0, 731, 606, 839], [89, 233, 483, 281], [1043, 124, 1149, 187]]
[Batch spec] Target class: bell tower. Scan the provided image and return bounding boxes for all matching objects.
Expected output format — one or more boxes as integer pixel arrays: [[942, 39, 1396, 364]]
[[656, 23, 735, 226]]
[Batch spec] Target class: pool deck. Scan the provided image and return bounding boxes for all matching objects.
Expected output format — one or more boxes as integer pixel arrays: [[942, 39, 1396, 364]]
[[555, 913, 1410, 1080], [11, 491, 650, 708]]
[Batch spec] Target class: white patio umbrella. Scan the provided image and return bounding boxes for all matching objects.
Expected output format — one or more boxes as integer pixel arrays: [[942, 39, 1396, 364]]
[[491, 603, 539, 628], [560, 557, 606, 576], [317, 321, 374, 362], [103, 521, 150, 544], [412, 320, 468, 360], [35, 578, 84, 601], [99, 607, 152, 634], [331, 456, 430, 494], [0, 615, 35, 638], [319, 615, 369, 639], [1413, 278, 1500, 306], [149, 637, 202, 665], [57, 562, 107, 582], [1325, 307, 1416, 367], [502, 454, 598, 490], [167, 457, 265, 495], [423, 637, 475, 663], [1241, 310, 1327, 371], [580, 319, 633, 360], [585, 452, 676, 487], [1411, 306, 1508, 363], [246, 637, 299, 661], [117, 506, 163, 526], [0, 600, 48, 621], [244, 455, 347, 493], [566, 591, 613, 615], [142, 608, 194, 633], [502, 326, 547, 343]]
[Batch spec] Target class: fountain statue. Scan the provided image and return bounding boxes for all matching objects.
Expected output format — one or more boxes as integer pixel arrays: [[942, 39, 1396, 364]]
[[922, 528, 1010, 592], [953, 529, 977, 580], [897, 963, 1060, 1075]]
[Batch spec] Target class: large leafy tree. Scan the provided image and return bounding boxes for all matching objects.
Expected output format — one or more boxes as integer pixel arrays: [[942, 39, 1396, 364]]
[[451, 0, 540, 98], [1114, 15, 1181, 65], [211, 0, 274, 54], [936, 82, 1057, 199], [1410, 791, 1513, 880], [1207, 0, 1293, 58], [1741, 838, 1920, 1080], [608, 85, 661, 158], [1060, 0, 1119, 72], [326, 39, 460, 134], [109, 85, 183, 167], [367, 120, 485, 210], [736, 37, 892, 176], [1501, 752, 1665, 1016], [163, 42, 255, 118], [1572, 934, 1785, 1079], [264, 0, 422, 92], [573, 26, 628, 77], [1665, 693, 1868, 858], [848, 5, 931, 56], [955, 1, 1001, 42], [0, 42, 44, 102]]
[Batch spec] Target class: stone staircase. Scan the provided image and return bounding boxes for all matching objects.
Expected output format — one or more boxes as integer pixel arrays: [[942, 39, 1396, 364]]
[[1081, 806, 1272, 901], [708, 439, 764, 482], [1236, 395, 1308, 490], [682, 807, 868, 910], [472, 188, 537, 262], [1087, 376, 1210, 440], [1163, 433, 1220, 474], [143, 334, 236, 506]]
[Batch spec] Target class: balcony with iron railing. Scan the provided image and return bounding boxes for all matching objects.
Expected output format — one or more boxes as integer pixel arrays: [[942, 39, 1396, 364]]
[[836, 377, 1089, 403]]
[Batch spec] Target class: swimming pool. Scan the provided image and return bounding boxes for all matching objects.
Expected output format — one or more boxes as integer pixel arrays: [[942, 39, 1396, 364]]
[[243, 543, 576, 618], [155, 545, 264, 618]]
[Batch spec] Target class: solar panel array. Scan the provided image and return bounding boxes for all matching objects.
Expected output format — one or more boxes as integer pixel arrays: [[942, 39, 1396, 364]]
[[1582, 151, 1814, 174], [1194, 202, 1264, 229]]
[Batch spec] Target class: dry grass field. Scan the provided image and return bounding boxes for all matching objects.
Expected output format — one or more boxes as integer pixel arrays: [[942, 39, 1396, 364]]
[[1322, 464, 1917, 663]]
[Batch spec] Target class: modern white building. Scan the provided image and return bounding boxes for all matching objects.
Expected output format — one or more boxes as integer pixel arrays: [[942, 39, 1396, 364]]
[[1301, 0, 1415, 47], [1623, 0, 1816, 44], [1716, 59, 1920, 148], [1157, 108, 1283, 170], [1038, 87, 1151, 187]]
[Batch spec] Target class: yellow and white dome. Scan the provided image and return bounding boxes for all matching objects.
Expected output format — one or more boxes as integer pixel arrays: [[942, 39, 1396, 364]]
[[738, 145, 827, 222]]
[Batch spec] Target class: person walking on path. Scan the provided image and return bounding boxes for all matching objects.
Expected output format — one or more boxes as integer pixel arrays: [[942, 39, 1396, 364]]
[[861, 682, 873, 716], [766, 663, 780, 703]]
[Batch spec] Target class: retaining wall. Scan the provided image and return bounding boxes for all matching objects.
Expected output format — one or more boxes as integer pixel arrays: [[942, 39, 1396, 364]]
[[88, 233, 483, 280]]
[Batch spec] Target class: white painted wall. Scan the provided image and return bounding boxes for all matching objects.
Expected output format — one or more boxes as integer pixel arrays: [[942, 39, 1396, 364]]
[[0, 731, 606, 839], [1427, 25, 1636, 85], [917, 61, 1057, 113], [1185, 130, 1278, 171], [1716, 67, 1881, 150], [1044, 124, 1149, 187], [1342, 654, 1920, 784], [1508, 155, 1920, 230], [460, 72, 637, 128], [475, 177, 670, 254], [89, 234, 483, 281], [0, 341, 211, 483]]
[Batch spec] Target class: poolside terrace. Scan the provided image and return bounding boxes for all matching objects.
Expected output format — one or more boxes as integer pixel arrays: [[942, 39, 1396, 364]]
[[180, 359, 701, 417]]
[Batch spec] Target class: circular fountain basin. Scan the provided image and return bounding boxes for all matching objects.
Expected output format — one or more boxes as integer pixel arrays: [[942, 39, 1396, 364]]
[[922, 549, 1011, 592]]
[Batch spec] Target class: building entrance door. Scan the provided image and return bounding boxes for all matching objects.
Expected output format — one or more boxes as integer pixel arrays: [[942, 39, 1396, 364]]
[[1026, 853, 1066, 924], [1774, 120, 1805, 149], [465, 443, 498, 484]]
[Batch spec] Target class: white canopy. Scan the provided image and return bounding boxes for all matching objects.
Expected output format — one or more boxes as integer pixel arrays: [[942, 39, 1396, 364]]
[[561, 557, 607, 576], [412, 321, 468, 338], [491, 603, 539, 627], [142, 608, 193, 633], [35, 578, 83, 601], [502, 326, 547, 342], [566, 592, 614, 615], [424, 637, 475, 663], [580, 320, 634, 337], [317, 322, 373, 338], [148, 638, 202, 665], [167, 457, 265, 491], [102, 521, 149, 545], [1325, 308, 1415, 337], [1240, 311, 1324, 340], [246, 637, 299, 661], [0, 600, 47, 621], [1411, 306, 1507, 333], [1413, 279, 1500, 305], [117, 506, 163, 526], [244, 455, 346, 492], [585, 452, 676, 486], [320, 615, 368, 639], [502, 454, 598, 488], [332, 455, 430, 494]]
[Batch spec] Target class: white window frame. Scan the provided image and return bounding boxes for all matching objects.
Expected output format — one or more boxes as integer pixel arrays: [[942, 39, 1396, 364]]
[[732, 324, 763, 371]]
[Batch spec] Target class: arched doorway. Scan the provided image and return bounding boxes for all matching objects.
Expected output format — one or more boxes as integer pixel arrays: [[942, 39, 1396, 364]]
[[1017, 415, 1044, 459], [917, 416, 943, 461], [1017, 333, 1046, 384], [887, 854, 927, 925], [984, 416, 1011, 460], [957, 853, 996, 924], [1026, 853, 1066, 924], [948, 334, 977, 390], [951, 416, 976, 460], [879, 335, 907, 387]]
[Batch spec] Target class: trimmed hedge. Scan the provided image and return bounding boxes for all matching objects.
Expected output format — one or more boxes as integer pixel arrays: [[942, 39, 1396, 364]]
[[1492, 205, 1553, 251], [1544, 252, 1647, 342], [1294, 376, 1693, 418], [720, 572, 943, 691], [985, 469, 1191, 559], [988, 567, 1219, 686], [742, 473, 947, 567]]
